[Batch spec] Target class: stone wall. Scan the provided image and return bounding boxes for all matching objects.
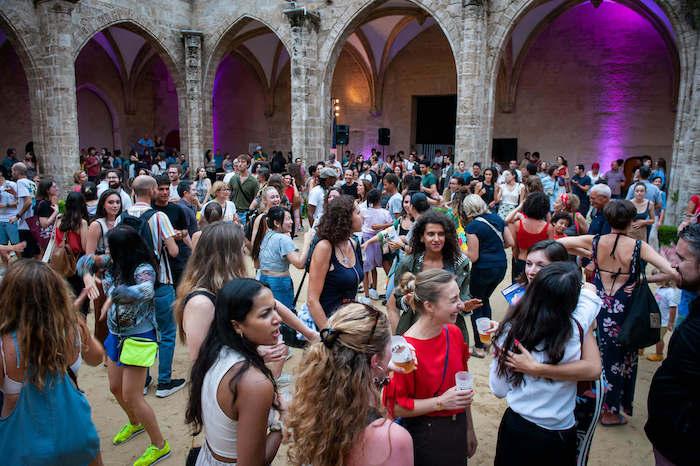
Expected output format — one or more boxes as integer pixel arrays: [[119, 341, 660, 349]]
[[0, 43, 32, 154], [0, 0, 696, 221], [331, 24, 456, 157], [493, 2, 676, 170]]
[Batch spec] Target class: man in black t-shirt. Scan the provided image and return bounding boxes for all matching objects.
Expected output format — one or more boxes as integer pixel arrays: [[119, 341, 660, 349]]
[[154, 176, 190, 286], [645, 224, 700, 466], [340, 169, 359, 199]]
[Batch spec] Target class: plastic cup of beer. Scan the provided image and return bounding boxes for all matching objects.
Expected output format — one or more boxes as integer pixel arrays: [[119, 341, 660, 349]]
[[390, 335, 415, 373], [455, 371, 473, 391], [476, 318, 493, 346]]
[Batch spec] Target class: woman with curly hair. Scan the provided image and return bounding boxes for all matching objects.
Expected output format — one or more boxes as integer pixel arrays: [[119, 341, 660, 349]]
[[388, 210, 478, 343], [553, 192, 588, 236], [384, 269, 479, 465], [287, 303, 414, 466], [307, 195, 363, 328]]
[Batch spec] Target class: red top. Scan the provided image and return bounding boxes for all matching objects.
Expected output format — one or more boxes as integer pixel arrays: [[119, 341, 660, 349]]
[[383, 324, 469, 418], [516, 218, 549, 252], [55, 228, 83, 255], [691, 195, 700, 221], [284, 185, 295, 204]]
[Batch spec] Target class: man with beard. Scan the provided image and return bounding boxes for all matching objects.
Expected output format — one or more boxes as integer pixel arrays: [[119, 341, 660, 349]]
[[645, 223, 700, 466], [98, 169, 132, 209]]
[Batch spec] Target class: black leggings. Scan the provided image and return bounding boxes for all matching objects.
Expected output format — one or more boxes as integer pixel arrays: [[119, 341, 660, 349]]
[[404, 413, 468, 466], [495, 408, 576, 466]]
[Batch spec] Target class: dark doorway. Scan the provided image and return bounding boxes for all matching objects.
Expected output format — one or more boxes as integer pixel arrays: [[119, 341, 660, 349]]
[[414, 95, 456, 144], [492, 138, 517, 167]]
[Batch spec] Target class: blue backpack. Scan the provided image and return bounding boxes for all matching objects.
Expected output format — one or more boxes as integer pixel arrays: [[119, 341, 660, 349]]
[[0, 340, 100, 464]]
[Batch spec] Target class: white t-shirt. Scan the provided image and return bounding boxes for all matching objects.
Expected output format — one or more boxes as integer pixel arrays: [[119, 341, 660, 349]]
[[15, 178, 36, 230], [200, 200, 237, 223], [654, 286, 680, 326], [97, 185, 133, 210], [489, 287, 601, 430], [308, 185, 325, 221], [0, 181, 18, 222], [169, 183, 180, 201]]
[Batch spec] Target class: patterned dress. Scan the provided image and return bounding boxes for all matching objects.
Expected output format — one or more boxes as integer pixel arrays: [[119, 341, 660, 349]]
[[591, 235, 640, 415]]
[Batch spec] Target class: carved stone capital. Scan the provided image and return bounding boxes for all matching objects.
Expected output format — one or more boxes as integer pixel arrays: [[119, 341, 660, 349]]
[[284, 6, 321, 32]]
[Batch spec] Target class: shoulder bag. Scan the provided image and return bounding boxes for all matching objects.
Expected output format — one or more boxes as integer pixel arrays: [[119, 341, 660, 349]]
[[618, 240, 662, 349]]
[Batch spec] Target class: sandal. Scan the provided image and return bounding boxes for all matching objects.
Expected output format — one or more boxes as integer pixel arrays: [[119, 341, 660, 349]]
[[600, 413, 628, 426], [471, 347, 487, 358]]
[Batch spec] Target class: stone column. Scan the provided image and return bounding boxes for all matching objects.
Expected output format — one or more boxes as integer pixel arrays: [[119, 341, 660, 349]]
[[667, 33, 700, 225], [180, 30, 204, 166], [455, 0, 489, 166], [34, 0, 80, 192], [286, 9, 324, 164]]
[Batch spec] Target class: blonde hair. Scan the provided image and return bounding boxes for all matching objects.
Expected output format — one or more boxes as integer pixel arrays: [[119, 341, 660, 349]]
[[175, 222, 248, 342], [462, 194, 489, 219], [398, 271, 416, 295], [286, 303, 390, 466], [413, 269, 457, 313], [0, 260, 78, 389], [210, 181, 227, 196]]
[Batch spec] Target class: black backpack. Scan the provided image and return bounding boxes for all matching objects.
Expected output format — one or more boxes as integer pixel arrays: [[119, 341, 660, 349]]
[[119, 209, 167, 285]]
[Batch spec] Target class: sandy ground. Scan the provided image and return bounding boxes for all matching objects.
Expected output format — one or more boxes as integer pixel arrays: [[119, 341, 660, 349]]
[[81, 243, 660, 465]]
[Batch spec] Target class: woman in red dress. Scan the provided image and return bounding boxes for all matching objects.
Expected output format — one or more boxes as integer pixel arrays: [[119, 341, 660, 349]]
[[383, 269, 483, 465]]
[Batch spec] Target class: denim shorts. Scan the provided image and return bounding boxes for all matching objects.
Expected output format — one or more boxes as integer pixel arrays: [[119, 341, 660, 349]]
[[104, 329, 157, 366]]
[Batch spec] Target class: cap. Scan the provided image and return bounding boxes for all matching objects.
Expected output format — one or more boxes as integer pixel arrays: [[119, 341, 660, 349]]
[[591, 162, 600, 169], [319, 167, 339, 179], [255, 145, 262, 151]]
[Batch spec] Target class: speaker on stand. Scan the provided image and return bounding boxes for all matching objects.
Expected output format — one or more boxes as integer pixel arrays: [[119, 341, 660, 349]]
[[378, 128, 390, 158], [335, 125, 349, 159]]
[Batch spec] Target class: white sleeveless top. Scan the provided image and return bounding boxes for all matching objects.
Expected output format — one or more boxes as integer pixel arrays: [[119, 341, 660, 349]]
[[501, 183, 521, 206], [201, 346, 246, 459]]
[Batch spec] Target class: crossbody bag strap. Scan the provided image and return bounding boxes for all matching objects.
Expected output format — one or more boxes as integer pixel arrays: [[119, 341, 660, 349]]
[[474, 216, 504, 244], [236, 176, 254, 206], [433, 326, 450, 397]]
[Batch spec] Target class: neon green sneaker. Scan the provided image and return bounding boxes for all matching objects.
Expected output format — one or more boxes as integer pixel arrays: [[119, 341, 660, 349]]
[[112, 422, 144, 445], [134, 440, 171, 466]]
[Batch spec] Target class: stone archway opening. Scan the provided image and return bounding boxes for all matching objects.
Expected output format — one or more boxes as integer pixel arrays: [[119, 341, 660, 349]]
[[210, 18, 292, 159], [74, 23, 181, 161], [326, 0, 458, 161], [492, 0, 679, 184], [0, 25, 33, 163]]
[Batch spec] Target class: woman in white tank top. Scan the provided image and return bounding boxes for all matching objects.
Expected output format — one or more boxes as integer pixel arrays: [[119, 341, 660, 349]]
[[498, 169, 524, 220], [186, 278, 283, 465]]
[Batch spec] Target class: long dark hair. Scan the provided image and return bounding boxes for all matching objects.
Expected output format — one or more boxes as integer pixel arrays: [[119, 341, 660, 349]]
[[94, 189, 123, 220], [36, 179, 55, 202], [107, 224, 157, 285], [59, 192, 88, 232], [410, 210, 461, 265], [494, 261, 581, 386], [186, 278, 278, 434]]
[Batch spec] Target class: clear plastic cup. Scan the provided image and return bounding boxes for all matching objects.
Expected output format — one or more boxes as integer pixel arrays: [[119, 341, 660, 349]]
[[476, 318, 493, 346], [455, 371, 473, 391], [390, 335, 415, 373]]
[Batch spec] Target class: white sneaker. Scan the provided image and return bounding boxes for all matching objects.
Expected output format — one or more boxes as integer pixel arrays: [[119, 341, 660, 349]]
[[358, 296, 372, 305], [368, 288, 380, 300]]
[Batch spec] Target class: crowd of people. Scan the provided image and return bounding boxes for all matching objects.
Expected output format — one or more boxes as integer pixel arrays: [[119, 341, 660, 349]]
[[0, 141, 697, 466]]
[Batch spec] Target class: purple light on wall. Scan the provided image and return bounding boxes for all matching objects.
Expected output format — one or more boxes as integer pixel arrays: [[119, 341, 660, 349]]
[[556, 1, 672, 170]]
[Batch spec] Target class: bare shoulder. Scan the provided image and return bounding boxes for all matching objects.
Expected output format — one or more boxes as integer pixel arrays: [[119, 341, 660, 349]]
[[364, 419, 413, 463], [236, 364, 274, 400]]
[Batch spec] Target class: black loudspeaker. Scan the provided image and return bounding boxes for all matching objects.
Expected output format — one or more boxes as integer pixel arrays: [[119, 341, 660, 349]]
[[336, 125, 350, 146], [378, 128, 390, 146]]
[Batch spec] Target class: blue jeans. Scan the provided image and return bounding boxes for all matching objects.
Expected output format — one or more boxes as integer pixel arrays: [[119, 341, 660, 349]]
[[469, 265, 506, 349], [0, 221, 19, 245], [260, 274, 294, 311], [154, 284, 176, 384]]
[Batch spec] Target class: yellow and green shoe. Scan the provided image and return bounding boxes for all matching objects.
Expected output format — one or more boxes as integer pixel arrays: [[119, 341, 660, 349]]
[[134, 440, 171, 466], [112, 422, 144, 445]]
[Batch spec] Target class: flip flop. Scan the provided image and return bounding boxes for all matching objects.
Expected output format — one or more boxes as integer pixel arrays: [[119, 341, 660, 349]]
[[600, 414, 628, 426], [471, 347, 486, 358]]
